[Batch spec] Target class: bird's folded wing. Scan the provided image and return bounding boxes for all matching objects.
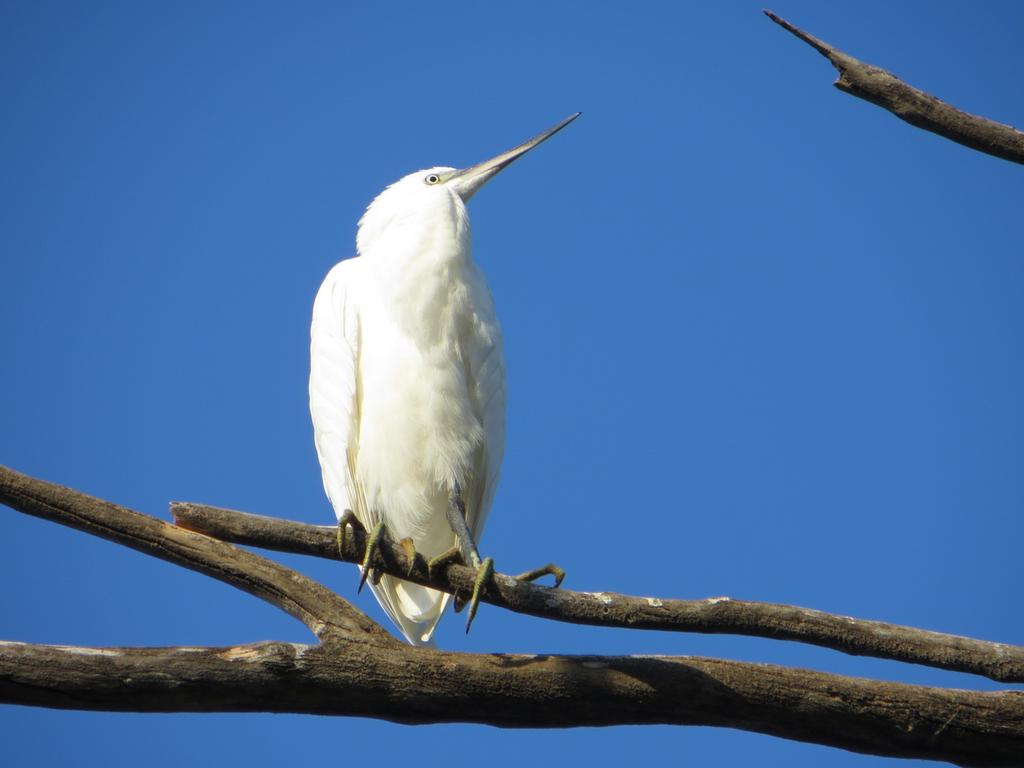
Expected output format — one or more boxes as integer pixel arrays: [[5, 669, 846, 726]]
[[309, 259, 362, 519], [466, 310, 507, 540]]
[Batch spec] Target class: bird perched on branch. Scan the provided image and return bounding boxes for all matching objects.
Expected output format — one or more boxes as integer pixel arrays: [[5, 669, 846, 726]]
[[310, 113, 579, 644]]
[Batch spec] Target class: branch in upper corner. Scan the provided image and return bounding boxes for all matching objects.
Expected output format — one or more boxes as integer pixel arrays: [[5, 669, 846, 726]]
[[3, 640, 1024, 765], [0, 464, 394, 646], [764, 10, 1024, 165], [170, 501, 1024, 684]]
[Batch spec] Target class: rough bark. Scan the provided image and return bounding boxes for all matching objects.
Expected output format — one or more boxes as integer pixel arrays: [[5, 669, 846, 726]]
[[3, 463, 1024, 767], [172, 500, 1024, 684], [3, 640, 1024, 766], [765, 10, 1024, 165], [0, 465, 391, 644]]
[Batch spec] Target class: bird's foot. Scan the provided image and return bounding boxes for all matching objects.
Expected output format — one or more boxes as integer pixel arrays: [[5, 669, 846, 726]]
[[459, 559, 562, 633], [397, 537, 418, 577], [336, 509, 365, 560], [428, 546, 494, 634], [514, 562, 566, 588], [427, 546, 463, 580], [464, 556, 494, 634], [442, 480, 496, 633], [358, 520, 387, 593]]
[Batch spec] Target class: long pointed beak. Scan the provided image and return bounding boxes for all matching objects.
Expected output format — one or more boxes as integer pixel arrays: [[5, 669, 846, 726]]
[[448, 112, 581, 202]]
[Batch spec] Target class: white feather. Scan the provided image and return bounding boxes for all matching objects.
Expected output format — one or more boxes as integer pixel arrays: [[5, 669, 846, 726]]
[[310, 167, 505, 645], [310, 114, 576, 645]]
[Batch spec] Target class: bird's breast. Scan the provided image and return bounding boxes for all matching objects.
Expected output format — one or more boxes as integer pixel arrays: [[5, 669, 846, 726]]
[[353, 299, 488, 547]]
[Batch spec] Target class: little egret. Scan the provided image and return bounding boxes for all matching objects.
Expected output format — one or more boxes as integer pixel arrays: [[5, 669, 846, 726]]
[[310, 113, 579, 644]]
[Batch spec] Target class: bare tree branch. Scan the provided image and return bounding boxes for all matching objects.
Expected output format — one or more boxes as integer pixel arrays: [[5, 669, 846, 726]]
[[171, 500, 1024, 684], [5, 463, 1024, 766], [0, 464, 394, 645], [764, 10, 1024, 165], [3, 639, 1024, 766]]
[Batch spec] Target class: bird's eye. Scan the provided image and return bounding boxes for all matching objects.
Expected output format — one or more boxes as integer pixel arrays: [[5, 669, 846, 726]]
[[424, 173, 441, 185]]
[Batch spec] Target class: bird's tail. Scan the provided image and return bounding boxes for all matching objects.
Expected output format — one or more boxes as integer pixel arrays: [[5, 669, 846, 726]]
[[369, 574, 452, 646]]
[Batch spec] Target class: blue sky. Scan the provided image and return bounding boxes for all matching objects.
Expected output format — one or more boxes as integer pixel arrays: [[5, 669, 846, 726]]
[[2, 1, 1022, 765]]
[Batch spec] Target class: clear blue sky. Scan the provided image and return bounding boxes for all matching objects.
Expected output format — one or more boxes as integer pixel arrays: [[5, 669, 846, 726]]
[[2, 1, 1022, 765]]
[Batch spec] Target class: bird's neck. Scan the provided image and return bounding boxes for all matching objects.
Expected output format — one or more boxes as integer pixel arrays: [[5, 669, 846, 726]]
[[365, 213, 476, 346]]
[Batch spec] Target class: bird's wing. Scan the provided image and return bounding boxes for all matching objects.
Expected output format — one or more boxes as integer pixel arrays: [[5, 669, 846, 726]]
[[465, 289, 507, 541], [471, 345, 506, 540], [309, 259, 362, 522]]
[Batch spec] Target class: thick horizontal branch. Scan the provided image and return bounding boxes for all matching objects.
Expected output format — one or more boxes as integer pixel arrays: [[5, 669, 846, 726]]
[[172, 501, 1024, 684], [2, 639, 1023, 766], [0, 465, 393, 645], [765, 10, 1024, 165]]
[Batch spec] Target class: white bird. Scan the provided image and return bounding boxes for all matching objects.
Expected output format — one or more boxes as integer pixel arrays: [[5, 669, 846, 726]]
[[310, 113, 579, 645]]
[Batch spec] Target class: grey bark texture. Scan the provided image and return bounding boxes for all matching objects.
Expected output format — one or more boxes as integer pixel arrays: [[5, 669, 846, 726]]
[[171, 500, 1024, 684], [765, 11, 1024, 165], [3, 464, 1024, 767]]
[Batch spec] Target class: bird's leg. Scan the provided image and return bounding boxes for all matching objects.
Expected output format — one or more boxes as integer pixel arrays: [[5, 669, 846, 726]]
[[446, 480, 494, 633], [445, 481, 481, 567]]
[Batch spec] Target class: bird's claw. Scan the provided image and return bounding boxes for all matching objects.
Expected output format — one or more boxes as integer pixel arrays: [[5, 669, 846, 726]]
[[398, 537, 418, 577], [514, 562, 565, 589], [427, 546, 463, 581], [335, 509, 365, 560], [358, 520, 386, 593], [464, 556, 494, 634]]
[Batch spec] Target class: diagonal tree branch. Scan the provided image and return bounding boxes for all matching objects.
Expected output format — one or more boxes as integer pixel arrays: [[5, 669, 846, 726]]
[[764, 10, 1024, 165], [0, 464, 394, 646], [171, 500, 1024, 684]]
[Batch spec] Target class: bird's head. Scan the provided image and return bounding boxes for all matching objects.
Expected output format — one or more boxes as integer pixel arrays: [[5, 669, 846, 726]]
[[355, 113, 580, 258]]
